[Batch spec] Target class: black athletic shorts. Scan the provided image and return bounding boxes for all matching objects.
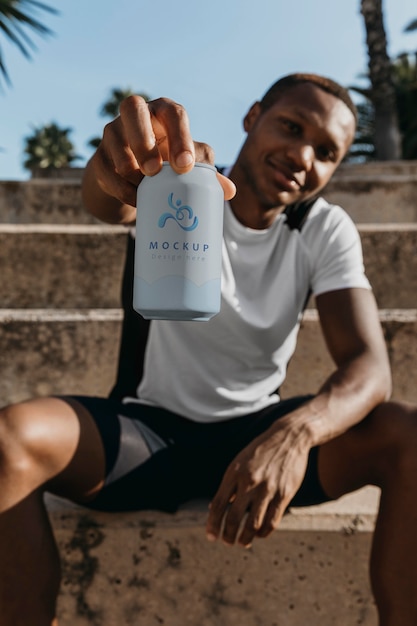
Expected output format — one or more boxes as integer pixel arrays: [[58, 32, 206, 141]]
[[67, 394, 332, 513]]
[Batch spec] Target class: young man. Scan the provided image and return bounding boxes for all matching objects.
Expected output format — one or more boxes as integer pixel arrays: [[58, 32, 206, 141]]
[[1, 73, 416, 625]]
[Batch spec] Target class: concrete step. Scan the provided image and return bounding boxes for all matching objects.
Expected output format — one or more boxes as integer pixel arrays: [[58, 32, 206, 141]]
[[1, 309, 416, 408], [0, 178, 99, 224], [333, 160, 417, 177], [282, 309, 417, 403], [47, 487, 380, 626], [1, 224, 416, 309], [323, 161, 417, 223], [0, 225, 128, 309], [0, 309, 122, 405], [1, 162, 417, 224]]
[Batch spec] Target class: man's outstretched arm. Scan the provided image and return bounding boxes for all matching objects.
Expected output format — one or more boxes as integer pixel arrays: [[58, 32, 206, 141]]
[[81, 95, 235, 225]]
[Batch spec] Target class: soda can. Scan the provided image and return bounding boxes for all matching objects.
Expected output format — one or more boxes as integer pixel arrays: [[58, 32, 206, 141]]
[[133, 162, 224, 321]]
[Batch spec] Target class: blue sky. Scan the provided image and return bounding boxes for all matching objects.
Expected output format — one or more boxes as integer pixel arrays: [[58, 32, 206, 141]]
[[1, 0, 417, 180]]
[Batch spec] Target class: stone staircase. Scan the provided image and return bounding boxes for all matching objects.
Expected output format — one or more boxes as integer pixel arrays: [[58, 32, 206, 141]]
[[1, 162, 416, 625]]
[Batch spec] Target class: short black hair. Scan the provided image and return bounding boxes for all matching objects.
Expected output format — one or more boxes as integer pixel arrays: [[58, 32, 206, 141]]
[[259, 72, 357, 124]]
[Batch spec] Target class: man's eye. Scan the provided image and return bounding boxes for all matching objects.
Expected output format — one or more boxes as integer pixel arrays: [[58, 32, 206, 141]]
[[282, 119, 300, 134], [317, 146, 336, 161]]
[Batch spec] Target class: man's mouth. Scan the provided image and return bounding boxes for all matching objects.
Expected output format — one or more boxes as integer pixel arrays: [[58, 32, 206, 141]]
[[267, 160, 304, 192]]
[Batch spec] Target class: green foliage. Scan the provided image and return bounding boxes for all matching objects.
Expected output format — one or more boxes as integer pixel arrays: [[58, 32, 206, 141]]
[[348, 50, 417, 161], [393, 52, 417, 158], [0, 0, 58, 87], [23, 122, 80, 170]]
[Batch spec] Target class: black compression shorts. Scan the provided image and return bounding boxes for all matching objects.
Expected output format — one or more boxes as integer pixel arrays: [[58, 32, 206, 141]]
[[65, 395, 332, 513]]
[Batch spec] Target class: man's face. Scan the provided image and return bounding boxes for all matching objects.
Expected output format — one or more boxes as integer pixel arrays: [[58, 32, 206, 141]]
[[235, 82, 356, 211]]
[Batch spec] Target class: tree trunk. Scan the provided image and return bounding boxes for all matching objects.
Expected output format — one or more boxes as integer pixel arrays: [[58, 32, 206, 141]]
[[360, 0, 402, 159]]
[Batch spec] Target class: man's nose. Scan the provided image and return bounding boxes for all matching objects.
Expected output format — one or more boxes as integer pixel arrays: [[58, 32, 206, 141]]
[[286, 143, 314, 170]]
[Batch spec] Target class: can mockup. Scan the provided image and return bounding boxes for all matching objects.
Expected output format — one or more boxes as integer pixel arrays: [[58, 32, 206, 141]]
[[133, 162, 224, 321]]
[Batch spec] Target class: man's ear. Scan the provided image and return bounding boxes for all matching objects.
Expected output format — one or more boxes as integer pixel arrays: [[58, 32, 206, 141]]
[[243, 102, 262, 132]]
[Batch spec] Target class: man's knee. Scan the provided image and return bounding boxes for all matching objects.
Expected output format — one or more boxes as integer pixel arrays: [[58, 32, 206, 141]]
[[365, 401, 417, 485], [0, 397, 80, 493], [0, 402, 43, 478], [319, 401, 417, 497]]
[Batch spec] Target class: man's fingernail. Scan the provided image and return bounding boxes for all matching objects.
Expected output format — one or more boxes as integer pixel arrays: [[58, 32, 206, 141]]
[[176, 151, 194, 169], [206, 533, 217, 542]]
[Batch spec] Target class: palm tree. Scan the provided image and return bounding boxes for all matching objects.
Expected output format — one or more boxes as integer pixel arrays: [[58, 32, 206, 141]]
[[23, 122, 80, 171], [392, 52, 417, 158], [0, 0, 57, 87], [88, 87, 150, 149], [360, 0, 402, 159], [348, 12, 417, 162], [348, 54, 417, 161]]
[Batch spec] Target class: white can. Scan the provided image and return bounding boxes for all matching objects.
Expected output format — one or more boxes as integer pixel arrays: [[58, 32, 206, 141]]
[[133, 162, 224, 321]]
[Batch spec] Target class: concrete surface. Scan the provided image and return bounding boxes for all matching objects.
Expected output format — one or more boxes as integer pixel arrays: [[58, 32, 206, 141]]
[[0, 178, 99, 224], [1, 223, 416, 309], [0, 309, 122, 404], [0, 225, 128, 308], [281, 309, 417, 403], [1, 161, 417, 224], [1, 309, 416, 407], [358, 224, 417, 308], [323, 160, 417, 223], [47, 487, 380, 626]]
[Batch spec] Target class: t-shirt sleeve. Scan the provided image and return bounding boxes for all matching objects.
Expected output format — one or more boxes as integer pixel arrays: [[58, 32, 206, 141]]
[[308, 205, 371, 296]]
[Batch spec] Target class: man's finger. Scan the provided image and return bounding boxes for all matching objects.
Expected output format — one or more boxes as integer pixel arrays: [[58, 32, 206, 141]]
[[238, 494, 271, 548], [206, 483, 236, 542], [119, 96, 164, 176], [221, 494, 251, 545], [256, 495, 287, 538], [98, 117, 144, 189], [93, 142, 139, 208], [148, 97, 195, 174]]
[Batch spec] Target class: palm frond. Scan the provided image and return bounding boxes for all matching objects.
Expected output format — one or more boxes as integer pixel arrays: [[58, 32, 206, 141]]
[[0, 0, 58, 87]]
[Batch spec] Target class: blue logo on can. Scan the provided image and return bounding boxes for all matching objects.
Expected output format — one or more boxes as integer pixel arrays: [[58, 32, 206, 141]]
[[158, 193, 199, 231]]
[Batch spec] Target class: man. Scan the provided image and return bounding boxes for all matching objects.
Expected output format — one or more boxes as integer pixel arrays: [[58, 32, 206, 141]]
[[0, 73, 416, 625]]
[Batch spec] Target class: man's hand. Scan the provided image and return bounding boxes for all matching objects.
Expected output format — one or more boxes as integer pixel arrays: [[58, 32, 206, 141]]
[[206, 421, 311, 548], [86, 95, 235, 211]]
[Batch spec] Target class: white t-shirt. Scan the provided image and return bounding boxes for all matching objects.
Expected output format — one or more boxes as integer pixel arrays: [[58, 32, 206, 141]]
[[131, 197, 371, 422]]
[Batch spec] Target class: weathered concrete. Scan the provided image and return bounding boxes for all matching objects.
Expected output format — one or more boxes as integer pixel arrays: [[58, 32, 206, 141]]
[[0, 309, 122, 405], [0, 225, 128, 308], [282, 309, 417, 402], [1, 160, 417, 224], [47, 487, 380, 626], [1, 224, 416, 309], [334, 160, 417, 177], [30, 167, 84, 180], [358, 224, 417, 308], [0, 178, 98, 224], [1, 309, 416, 407], [323, 160, 417, 223]]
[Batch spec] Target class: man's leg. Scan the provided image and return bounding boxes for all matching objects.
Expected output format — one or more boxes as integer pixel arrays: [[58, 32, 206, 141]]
[[0, 396, 106, 626], [317, 400, 417, 626]]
